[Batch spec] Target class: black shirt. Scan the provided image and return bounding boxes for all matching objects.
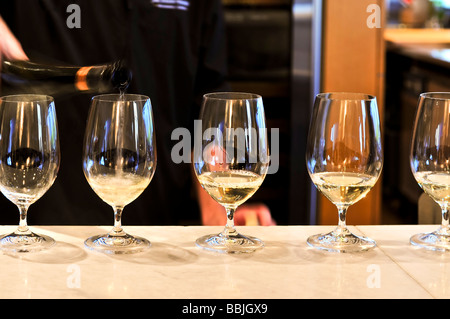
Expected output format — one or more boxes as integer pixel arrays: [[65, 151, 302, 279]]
[[0, 0, 228, 225]]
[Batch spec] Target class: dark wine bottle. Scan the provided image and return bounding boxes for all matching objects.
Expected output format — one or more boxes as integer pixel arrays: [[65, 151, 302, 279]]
[[1, 59, 132, 93]]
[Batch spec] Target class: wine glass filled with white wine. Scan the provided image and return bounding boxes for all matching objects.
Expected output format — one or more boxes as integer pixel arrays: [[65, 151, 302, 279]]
[[410, 92, 450, 251], [193, 92, 270, 253], [0, 94, 60, 253], [306, 93, 383, 252], [83, 94, 156, 254]]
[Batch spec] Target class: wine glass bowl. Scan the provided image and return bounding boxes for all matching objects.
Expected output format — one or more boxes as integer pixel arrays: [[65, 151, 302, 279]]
[[0, 94, 60, 253], [306, 93, 383, 252], [83, 94, 156, 254], [193, 92, 270, 253], [410, 92, 450, 251]]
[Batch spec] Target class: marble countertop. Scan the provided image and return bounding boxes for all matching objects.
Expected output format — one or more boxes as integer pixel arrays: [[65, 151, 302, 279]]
[[0, 225, 448, 299]]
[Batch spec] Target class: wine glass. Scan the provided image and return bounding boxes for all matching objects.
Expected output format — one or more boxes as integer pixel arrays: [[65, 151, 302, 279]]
[[410, 92, 450, 251], [0, 94, 60, 253], [193, 92, 270, 253], [83, 94, 156, 254], [306, 93, 383, 252]]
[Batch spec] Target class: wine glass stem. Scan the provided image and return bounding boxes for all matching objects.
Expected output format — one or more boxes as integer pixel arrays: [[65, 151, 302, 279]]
[[16, 205, 31, 235], [336, 206, 349, 235], [110, 206, 125, 236], [222, 207, 238, 237], [438, 204, 449, 234]]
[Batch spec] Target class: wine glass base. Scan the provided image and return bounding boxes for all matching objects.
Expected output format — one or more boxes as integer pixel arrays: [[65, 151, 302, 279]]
[[196, 232, 264, 254], [0, 231, 55, 253], [84, 232, 151, 255], [410, 230, 450, 252], [307, 229, 376, 253]]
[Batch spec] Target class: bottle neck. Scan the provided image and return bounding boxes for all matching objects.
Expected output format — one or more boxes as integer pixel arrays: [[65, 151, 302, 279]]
[[1, 60, 131, 92]]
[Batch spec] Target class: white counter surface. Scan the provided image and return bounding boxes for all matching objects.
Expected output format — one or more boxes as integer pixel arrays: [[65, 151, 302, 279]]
[[0, 225, 448, 299]]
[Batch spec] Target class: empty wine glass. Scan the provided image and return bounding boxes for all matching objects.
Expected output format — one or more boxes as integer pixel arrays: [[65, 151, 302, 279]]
[[83, 94, 156, 254], [193, 92, 270, 253], [306, 93, 383, 252], [410, 92, 450, 251], [0, 94, 60, 253]]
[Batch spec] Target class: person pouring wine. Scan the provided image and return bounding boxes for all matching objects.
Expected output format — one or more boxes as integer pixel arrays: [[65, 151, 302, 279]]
[[0, 1, 275, 228]]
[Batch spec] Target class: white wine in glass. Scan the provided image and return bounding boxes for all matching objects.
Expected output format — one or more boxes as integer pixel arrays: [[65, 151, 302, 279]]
[[0, 94, 60, 253], [306, 93, 383, 252], [193, 92, 270, 253], [83, 94, 156, 254], [410, 92, 450, 251], [197, 170, 264, 208]]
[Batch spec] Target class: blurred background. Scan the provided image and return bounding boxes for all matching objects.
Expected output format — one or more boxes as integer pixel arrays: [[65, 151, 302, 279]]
[[222, 0, 449, 225]]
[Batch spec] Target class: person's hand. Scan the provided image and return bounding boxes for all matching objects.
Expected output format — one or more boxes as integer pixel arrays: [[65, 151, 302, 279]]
[[0, 16, 28, 60], [234, 203, 276, 226]]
